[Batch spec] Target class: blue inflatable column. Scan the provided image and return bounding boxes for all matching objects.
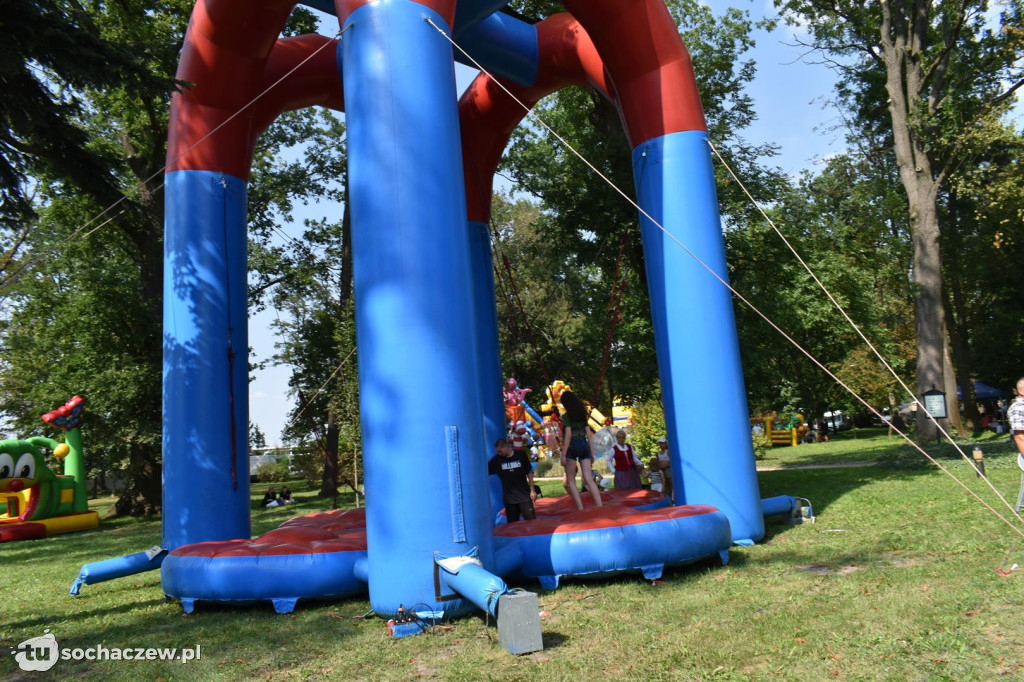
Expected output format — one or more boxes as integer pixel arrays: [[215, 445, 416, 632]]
[[632, 131, 764, 544], [468, 220, 507, 520], [162, 170, 251, 549], [340, 1, 496, 617]]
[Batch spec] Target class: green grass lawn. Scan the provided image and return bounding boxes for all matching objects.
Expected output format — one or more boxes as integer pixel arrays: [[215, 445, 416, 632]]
[[756, 425, 1018, 469], [3, 433, 1024, 680]]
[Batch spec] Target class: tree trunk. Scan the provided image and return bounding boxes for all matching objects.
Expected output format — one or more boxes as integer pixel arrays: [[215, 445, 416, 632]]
[[908, 185, 947, 441], [320, 190, 352, 499], [942, 336, 963, 435], [114, 441, 162, 516], [880, 29, 946, 441], [944, 284, 981, 432], [320, 407, 340, 498], [114, 161, 166, 515], [112, 153, 165, 516], [942, 192, 981, 433]]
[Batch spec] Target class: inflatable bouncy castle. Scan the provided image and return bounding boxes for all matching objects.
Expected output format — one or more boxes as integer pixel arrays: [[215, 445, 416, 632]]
[[0, 396, 98, 542], [75, 0, 772, 639]]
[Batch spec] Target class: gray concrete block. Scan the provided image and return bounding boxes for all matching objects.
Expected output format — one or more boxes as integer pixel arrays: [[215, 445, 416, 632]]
[[497, 591, 543, 655]]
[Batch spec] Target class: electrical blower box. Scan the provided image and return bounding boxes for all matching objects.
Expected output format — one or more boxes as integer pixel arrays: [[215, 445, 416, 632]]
[[497, 591, 543, 655]]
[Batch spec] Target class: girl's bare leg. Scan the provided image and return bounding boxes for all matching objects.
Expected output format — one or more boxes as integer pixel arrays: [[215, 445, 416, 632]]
[[580, 457, 603, 507], [564, 459, 584, 510]]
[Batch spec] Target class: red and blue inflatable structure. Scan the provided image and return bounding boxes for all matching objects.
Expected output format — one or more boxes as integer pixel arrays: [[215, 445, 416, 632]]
[[75, 0, 772, 622]]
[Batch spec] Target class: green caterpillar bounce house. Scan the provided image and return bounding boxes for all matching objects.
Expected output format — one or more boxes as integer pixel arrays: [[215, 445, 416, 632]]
[[0, 396, 99, 542]]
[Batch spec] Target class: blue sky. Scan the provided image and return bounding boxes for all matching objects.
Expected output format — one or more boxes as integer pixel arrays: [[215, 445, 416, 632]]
[[247, 1, 844, 446]]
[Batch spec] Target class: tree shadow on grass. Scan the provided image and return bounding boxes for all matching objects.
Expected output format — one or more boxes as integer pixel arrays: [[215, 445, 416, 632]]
[[757, 464, 938, 520], [4, 598, 171, 633]]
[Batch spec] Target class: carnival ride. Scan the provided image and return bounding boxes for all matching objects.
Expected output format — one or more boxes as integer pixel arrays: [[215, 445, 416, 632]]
[[74, 0, 789, 646]]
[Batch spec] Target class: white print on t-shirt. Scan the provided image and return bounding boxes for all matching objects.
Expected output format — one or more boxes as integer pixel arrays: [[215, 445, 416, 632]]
[[500, 459, 524, 472]]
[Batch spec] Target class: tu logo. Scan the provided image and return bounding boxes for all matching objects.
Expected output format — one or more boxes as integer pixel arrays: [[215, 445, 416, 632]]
[[12, 630, 59, 672]]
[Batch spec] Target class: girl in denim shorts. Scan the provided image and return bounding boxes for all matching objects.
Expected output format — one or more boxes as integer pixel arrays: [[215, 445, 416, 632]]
[[558, 391, 604, 511]]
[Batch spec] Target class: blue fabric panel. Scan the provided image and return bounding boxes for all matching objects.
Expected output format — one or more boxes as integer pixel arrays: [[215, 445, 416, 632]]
[[161, 549, 367, 606], [446, 425, 467, 543], [496, 509, 732, 580], [632, 131, 764, 544], [341, 0, 495, 618], [762, 495, 797, 517], [70, 550, 166, 595], [468, 220, 507, 520], [453, 1, 512, 33], [163, 170, 251, 549], [439, 561, 508, 616], [454, 11, 539, 87]]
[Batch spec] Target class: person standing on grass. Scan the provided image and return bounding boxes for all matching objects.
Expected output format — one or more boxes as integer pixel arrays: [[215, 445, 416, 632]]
[[488, 438, 537, 523], [1009, 377, 1024, 463], [650, 437, 674, 502], [606, 429, 643, 490], [558, 391, 603, 510]]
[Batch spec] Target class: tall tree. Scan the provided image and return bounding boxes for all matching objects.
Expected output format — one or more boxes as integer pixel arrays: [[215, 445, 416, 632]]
[[774, 0, 1024, 438], [0, 0, 170, 244]]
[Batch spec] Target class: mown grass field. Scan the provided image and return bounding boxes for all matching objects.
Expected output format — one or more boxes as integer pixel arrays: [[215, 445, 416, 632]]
[[2, 429, 1024, 680]]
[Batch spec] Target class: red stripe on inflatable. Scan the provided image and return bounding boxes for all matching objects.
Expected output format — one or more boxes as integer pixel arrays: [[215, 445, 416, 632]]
[[459, 14, 609, 223], [563, 0, 707, 145], [0, 522, 47, 542], [494, 504, 720, 538], [335, 0, 456, 28], [167, 0, 344, 177], [250, 35, 346, 136]]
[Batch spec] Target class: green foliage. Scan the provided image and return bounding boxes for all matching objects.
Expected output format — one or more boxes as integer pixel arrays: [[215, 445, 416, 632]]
[[629, 396, 667, 458], [729, 151, 916, 419], [772, 0, 1024, 439], [751, 427, 772, 460], [534, 456, 564, 478], [255, 460, 289, 483], [0, 0, 176, 236], [249, 422, 267, 450], [944, 119, 1024, 391], [289, 450, 322, 489]]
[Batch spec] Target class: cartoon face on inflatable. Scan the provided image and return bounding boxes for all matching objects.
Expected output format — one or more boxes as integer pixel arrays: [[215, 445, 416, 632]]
[[0, 443, 59, 523]]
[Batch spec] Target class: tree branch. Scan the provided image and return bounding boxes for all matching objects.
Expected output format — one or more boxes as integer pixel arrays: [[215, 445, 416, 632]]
[[922, 0, 972, 113]]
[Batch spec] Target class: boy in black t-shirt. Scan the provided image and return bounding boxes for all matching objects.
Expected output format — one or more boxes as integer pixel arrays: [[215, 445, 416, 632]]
[[488, 438, 537, 523]]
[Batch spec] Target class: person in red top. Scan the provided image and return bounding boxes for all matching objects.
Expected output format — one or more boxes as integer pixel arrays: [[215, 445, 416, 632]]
[[605, 429, 643, 490], [510, 421, 530, 455]]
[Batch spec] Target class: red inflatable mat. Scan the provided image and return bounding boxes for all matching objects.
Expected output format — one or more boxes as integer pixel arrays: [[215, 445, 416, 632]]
[[170, 508, 367, 558], [496, 503, 720, 537], [531, 488, 665, 517]]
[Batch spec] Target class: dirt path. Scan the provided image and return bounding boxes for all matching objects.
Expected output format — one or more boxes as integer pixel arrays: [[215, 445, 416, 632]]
[[756, 461, 876, 472]]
